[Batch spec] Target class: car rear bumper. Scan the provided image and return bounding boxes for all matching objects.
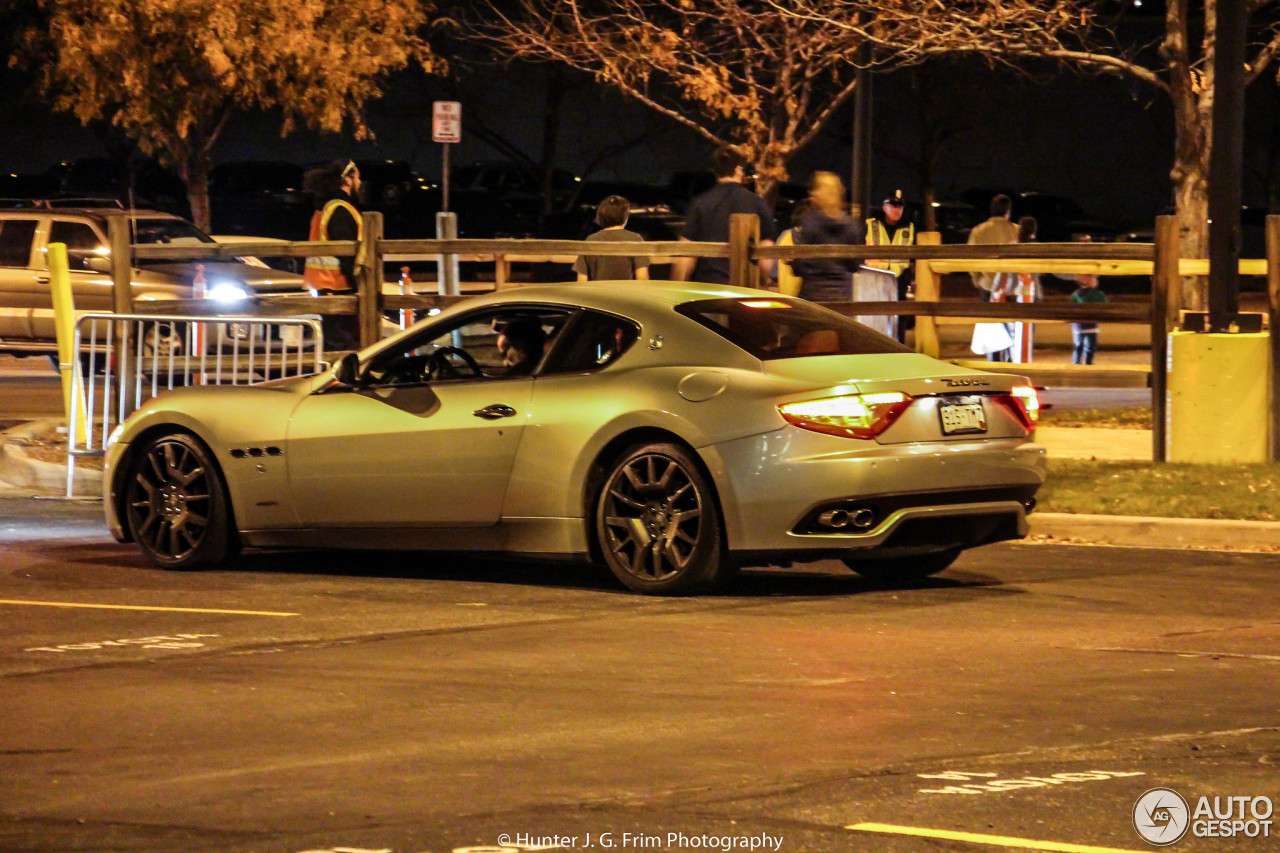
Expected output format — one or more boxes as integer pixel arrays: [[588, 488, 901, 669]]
[[707, 428, 1046, 556]]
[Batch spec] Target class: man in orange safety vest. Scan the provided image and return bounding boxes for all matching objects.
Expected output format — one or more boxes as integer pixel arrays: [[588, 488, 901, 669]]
[[303, 160, 363, 349]]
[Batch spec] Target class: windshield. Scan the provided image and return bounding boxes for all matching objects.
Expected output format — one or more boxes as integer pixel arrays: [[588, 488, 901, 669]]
[[131, 218, 216, 246], [676, 297, 912, 361]]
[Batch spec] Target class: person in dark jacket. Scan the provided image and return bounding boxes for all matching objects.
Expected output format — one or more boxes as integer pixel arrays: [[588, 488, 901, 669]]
[[793, 171, 864, 302], [674, 147, 776, 284]]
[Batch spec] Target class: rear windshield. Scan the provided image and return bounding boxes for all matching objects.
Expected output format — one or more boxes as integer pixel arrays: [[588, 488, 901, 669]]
[[676, 297, 912, 360]]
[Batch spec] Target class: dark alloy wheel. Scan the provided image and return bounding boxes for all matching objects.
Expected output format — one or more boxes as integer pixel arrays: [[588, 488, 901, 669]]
[[125, 432, 233, 570], [596, 442, 727, 595], [842, 548, 961, 585]]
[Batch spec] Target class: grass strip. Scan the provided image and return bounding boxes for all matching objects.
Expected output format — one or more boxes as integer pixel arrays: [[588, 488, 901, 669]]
[[1038, 406, 1151, 429], [1037, 459, 1280, 521]]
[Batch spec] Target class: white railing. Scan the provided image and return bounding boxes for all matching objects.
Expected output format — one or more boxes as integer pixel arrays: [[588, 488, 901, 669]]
[[65, 313, 324, 497]]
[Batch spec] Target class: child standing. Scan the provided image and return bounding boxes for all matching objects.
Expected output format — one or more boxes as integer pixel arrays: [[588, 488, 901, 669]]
[[1070, 274, 1107, 365], [574, 195, 650, 282]]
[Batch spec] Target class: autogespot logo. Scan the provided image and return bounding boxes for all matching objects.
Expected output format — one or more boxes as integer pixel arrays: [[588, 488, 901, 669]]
[[1134, 787, 1191, 846]]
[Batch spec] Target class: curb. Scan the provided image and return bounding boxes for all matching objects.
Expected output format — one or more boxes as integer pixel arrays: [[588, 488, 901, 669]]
[[1029, 512, 1280, 552], [0, 420, 103, 497]]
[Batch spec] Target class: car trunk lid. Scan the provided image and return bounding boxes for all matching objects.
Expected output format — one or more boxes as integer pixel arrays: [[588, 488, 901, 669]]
[[764, 353, 1033, 442]]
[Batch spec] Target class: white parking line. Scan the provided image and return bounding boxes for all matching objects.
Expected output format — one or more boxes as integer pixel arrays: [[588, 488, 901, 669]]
[[0, 598, 297, 616], [847, 823, 1147, 852]]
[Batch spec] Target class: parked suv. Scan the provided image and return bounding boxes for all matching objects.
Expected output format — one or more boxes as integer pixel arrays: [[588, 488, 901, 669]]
[[0, 205, 307, 359]]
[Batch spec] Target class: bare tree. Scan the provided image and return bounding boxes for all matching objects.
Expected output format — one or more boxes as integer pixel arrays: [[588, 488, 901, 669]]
[[468, 1, 1091, 206], [781, 0, 1280, 309], [14, 0, 442, 231], [469, 0, 863, 201]]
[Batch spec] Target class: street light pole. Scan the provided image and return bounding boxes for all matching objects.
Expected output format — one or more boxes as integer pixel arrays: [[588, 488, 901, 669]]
[[849, 17, 873, 222], [1207, 0, 1246, 330], [851, 65, 872, 222], [849, 59, 870, 219]]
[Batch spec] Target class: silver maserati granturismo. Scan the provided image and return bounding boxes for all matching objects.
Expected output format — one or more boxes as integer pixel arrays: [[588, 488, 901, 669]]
[[104, 281, 1046, 594]]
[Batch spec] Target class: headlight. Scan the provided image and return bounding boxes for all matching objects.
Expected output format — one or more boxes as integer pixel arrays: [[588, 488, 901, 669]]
[[206, 279, 250, 302], [778, 392, 912, 439]]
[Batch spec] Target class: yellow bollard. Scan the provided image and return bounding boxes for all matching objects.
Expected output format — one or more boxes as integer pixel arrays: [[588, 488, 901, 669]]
[[47, 242, 88, 446], [1167, 331, 1272, 462]]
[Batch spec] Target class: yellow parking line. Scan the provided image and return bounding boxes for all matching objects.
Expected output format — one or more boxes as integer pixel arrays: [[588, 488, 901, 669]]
[[847, 824, 1146, 853], [0, 599, 298, 617]]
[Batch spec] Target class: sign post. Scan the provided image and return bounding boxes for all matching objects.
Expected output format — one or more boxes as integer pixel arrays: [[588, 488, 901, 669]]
[[432, 101, 462, 296], [432, 101, 461, 213]]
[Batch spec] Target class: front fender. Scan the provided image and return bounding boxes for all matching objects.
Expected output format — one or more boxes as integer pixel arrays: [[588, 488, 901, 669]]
[[105, 385, 305, 539]]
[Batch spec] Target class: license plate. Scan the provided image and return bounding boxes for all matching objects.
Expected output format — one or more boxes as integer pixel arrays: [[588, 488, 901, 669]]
[[939, 400, 987, 435], [282, 325, 303, 347]]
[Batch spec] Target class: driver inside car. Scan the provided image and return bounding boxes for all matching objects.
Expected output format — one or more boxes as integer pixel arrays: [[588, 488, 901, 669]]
[[497, 319, 548, 376]]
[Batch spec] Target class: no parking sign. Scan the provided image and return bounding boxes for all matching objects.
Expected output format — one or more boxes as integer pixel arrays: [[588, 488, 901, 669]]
[[432, 101, 461, 143]]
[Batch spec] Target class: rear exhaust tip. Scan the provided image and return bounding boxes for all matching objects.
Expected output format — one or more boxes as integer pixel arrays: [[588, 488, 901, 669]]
[[1023, 498, 1037, 513], [817, 509, 851, 529], [851, 508, 876, 529]]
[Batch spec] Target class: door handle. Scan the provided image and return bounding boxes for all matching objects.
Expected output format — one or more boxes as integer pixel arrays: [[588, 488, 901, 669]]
[[35, 276, 50, 284], [472, 403, 517, 420]]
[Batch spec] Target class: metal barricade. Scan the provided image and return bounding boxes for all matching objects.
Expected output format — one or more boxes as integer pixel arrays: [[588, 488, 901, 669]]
[[66, 313, 324, 497]]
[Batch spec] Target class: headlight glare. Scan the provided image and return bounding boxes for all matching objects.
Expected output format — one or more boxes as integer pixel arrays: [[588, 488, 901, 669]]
[[206, 279, 250, 302]]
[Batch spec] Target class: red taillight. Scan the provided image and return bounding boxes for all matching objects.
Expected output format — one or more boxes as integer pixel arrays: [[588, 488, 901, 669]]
[[996, 385, 1040, 431], [778, 392, 913, 439]]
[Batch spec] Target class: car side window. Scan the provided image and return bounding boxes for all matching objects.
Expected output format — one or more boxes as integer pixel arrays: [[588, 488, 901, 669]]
[[542, 310, 639, 375], [361, 307, 571, 387], [47, 221, 107, 272], [0, 220, 38, 268]]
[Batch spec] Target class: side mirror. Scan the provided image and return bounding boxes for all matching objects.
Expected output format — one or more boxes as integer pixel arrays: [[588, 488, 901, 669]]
[[334, 352, 361, 387], [86, 256, 112, 274]]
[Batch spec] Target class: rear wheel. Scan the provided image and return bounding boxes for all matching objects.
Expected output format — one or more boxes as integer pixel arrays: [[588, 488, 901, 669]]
[[595, 442, 728, 595], [842, 548, 961, 585], [124, 432, 233, 570]]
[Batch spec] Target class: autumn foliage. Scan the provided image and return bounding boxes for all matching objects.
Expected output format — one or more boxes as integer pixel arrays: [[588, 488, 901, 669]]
[[16, 0, 440, 230]]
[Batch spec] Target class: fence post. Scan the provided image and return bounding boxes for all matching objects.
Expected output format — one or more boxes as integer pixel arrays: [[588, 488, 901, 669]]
[[494, 253, 508, 290], [728, 213, 760, 289], [436, 211, 461, 296], [1151, 215, 1178, 463], [913, 231, 941, 358], [1267, 215, 1280, 462], [357, 211, 384, 348], [107, 215, 136, 417]]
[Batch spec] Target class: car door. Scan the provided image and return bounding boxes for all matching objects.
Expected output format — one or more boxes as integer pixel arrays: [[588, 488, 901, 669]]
[[284, 306, 570, 528], [0, 217, 42, 339], [30, 219, 114, 340]]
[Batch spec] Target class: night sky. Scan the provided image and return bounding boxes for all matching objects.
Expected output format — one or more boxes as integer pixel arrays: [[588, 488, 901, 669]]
[[2, 11, 1278, 233]]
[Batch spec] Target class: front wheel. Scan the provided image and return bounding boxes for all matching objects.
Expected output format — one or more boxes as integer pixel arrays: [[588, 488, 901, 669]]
[[842, 548, 961, 585], [595, 442, 728, 595], [124, 432, 234, 570]]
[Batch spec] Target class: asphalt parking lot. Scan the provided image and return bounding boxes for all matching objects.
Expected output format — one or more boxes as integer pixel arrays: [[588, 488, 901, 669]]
[[2, 496, 1278, 853]]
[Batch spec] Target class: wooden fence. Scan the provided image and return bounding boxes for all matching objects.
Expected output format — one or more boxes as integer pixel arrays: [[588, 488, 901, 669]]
[[111, 213, 1280, 464]]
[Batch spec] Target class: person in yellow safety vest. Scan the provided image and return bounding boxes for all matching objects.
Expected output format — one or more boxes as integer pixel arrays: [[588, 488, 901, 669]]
[[773, 200, 811, 297], [304, 160, 363, 293], [866, 190, 916, 340], [303, 160, 363, 349], [865, 190, 915, 275]]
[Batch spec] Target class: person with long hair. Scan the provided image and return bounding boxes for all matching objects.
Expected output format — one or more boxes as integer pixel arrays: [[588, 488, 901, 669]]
[[792, 171, 864, 303]]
